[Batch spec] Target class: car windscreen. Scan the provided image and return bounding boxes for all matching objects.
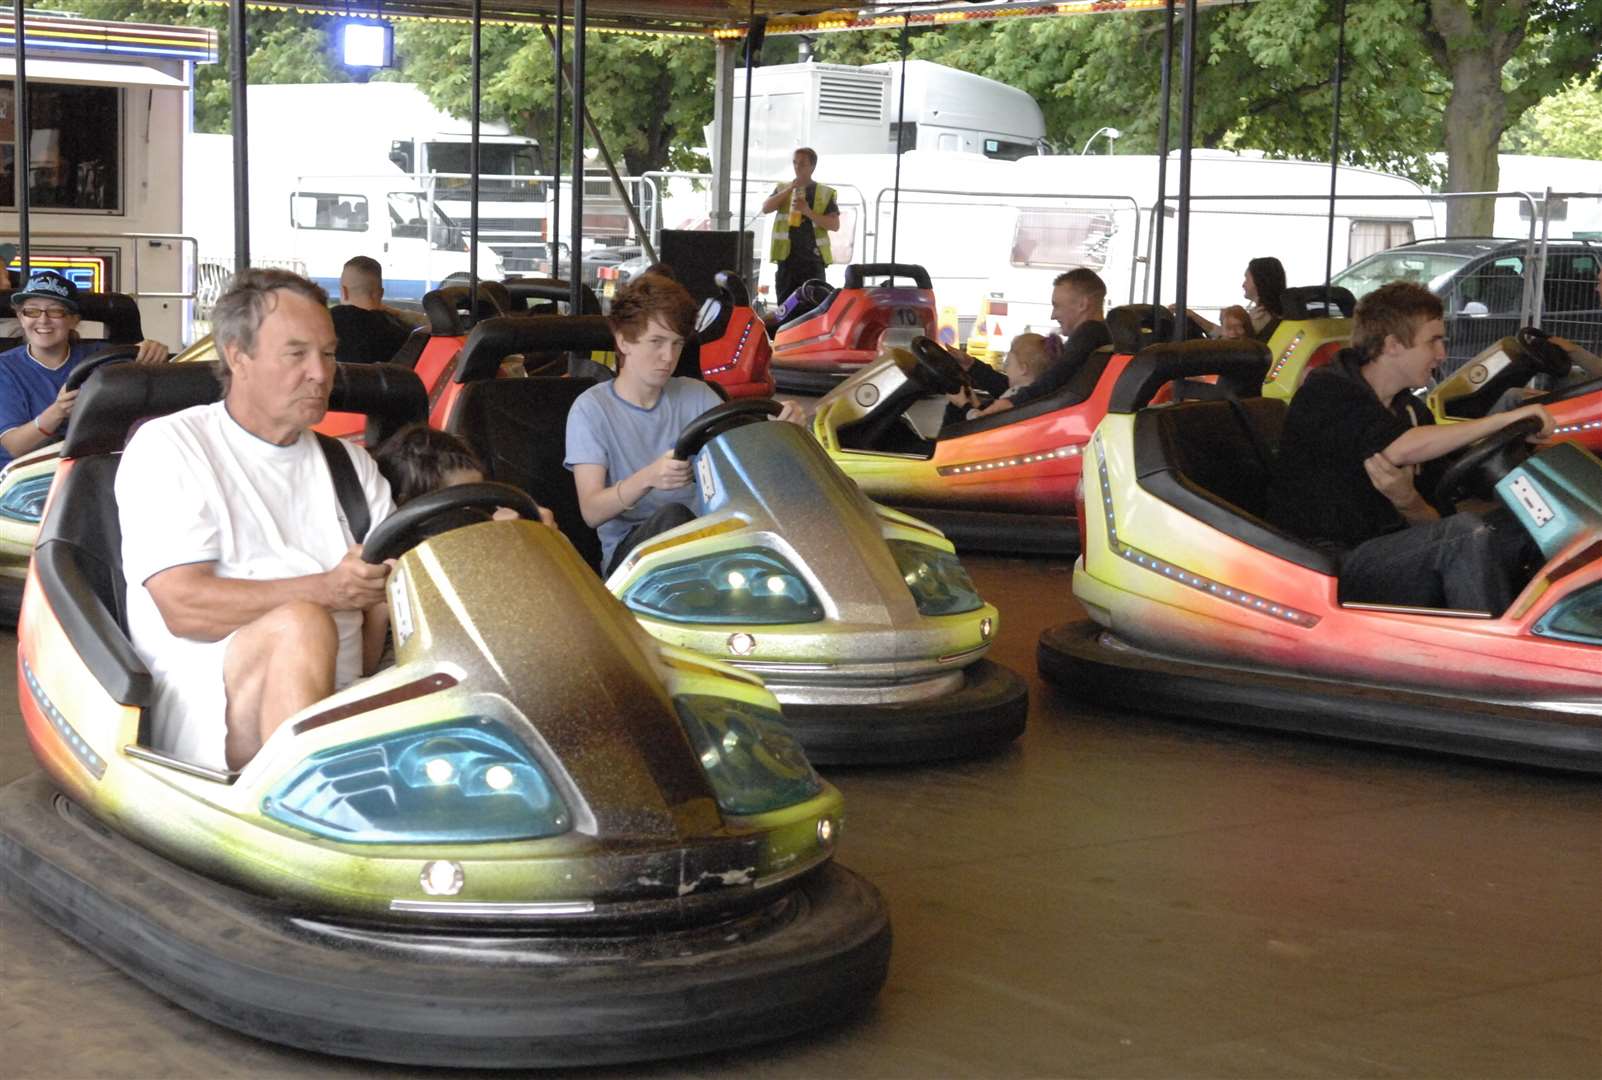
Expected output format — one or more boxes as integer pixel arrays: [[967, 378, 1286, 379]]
[[1333, 250, 1471, 300]]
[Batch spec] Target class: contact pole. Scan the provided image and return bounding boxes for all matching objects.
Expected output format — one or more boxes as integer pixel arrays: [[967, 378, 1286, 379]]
[[890, 16, 909, 265], [569, 0, 585, 312], [735, 6, 761, 281], [1324, 0, 1347, 290], [1171, 0, 1198, 341], [469, 0, 481, 316], [550, 0, 562, 278], [229, 0, 249, 270], [12, 0, 30, 278], [1149, 0, 1176, 312]]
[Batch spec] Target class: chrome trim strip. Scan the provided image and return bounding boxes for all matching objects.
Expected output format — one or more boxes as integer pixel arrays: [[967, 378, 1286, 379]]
[[1339, 602, 1495, 619], [122, 743, 237, 783], [756, 856, 825, 891], [937, 643, 990, 664], [389, 898, 598, 916]]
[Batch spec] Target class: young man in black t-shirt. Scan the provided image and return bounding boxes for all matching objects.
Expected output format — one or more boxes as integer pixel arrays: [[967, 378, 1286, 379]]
[[1265, 281, 1553, 613], [330, 255, 413, 364]]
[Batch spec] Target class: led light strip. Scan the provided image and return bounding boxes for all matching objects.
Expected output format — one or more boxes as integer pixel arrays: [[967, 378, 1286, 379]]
[[1093, 435, 1320, 628], [937, 443, 1081, 477], [702, 321, 753, 377], [1263, 330, 1305, 383], [23, 658, 107, 780], [1554, 419, 1601, 435]]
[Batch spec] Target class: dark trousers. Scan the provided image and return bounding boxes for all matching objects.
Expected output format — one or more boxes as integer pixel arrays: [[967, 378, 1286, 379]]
[[1337, 508, 1536, 614], [604, 502, 698, 577], [776, 257, 826, 305]]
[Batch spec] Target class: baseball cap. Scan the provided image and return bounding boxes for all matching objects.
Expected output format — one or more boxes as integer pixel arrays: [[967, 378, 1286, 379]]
[[12, 269, 80, 313]]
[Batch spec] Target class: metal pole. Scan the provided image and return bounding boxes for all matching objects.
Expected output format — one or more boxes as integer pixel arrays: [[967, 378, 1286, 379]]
[[1172, 0, 1198, 341], [569, 0, 585, 312], [229, 0, 249, 271], [12, 0, 30, 279], [550, 0, 562, 278], [1324, 0, 1347, 290], [735, 8, 761, 283], [469, 0, 481, 316], [1149, 0, 1176, 311], [710, 39, 736, 231], [890, 16, 909, 265]]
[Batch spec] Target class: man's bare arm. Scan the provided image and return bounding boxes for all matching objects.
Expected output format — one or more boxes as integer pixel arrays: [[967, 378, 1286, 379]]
[[146, 546, 388, 641]]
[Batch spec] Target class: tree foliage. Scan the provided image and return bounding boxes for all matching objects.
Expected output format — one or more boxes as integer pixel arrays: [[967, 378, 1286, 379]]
[[1503, 77, 1602, 158]]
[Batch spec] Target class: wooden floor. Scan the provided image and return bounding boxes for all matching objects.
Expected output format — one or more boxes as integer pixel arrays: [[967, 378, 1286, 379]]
[[2, 553, 1598, 1079]]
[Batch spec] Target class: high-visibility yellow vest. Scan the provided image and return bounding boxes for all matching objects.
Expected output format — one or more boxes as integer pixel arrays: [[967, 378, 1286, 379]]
[[770, 182, 835, 264]]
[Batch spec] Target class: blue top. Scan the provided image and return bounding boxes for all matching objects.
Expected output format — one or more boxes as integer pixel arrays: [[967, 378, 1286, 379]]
[[564, 376, 722, 567], [0, 340, 95, 468]]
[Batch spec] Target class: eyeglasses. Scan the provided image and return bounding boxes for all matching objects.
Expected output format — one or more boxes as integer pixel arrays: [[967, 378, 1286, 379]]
[[17, 307, 72, 321]]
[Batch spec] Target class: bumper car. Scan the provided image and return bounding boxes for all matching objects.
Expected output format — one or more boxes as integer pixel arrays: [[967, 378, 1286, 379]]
[[693, 271, 776, 398], [1257, 285, 1354, 401], [1426, 325, 1602, 452], [1038, 340, 1602, 772], [0, 361, 889, 1067], [812, 305, 1199, 556], [771, 263, 938, 396], [440, 317, 1028, 764]]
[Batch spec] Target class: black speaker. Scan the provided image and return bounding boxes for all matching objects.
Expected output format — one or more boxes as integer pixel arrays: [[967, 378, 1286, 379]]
[[658, 230, 754, 305]]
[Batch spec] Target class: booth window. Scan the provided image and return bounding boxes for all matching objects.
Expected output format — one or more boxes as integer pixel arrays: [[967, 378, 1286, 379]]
[[290, 192, 370, 231], [0, 81, 122, 212], [1010, 207, 1115, 270]]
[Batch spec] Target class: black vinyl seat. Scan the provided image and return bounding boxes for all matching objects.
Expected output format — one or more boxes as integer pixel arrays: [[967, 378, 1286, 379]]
[[446, 377, 604, 572], [939, 347, 1115, 441], [1133, 397, 1338, 575]]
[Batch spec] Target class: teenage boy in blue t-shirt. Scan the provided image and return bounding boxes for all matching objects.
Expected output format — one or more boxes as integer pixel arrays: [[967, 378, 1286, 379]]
[[0, 269, 170, 467], [565, 272, 800, 576]]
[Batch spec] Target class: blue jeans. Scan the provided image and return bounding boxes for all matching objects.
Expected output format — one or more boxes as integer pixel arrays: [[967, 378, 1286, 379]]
[[1337, 510, 1533, 614]]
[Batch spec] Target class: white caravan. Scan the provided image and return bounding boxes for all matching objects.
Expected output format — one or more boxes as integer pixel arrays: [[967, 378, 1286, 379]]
[[1485, 154, 1602, 241]]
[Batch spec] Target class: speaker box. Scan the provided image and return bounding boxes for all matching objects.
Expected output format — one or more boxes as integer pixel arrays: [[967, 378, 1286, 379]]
[[658, 229, 754, 305]]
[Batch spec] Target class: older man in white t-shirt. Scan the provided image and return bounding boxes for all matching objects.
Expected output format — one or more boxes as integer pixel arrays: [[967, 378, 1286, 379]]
[[117, 269, 394, 771]]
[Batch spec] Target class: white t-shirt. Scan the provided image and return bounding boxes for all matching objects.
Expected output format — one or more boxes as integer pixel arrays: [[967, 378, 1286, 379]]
[[116, 401, 394, 769]]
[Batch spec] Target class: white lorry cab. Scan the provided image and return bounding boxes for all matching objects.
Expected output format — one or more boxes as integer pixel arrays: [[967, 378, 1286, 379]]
[[862, 60, 1047, 160], [1, 12, 216, 347]]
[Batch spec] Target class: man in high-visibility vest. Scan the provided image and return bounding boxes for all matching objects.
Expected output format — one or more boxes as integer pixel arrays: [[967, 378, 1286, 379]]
[[762, 147, 840, 305]]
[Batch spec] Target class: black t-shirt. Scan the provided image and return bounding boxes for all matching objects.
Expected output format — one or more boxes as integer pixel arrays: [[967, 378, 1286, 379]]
[[331, 305, 411, 365], [1265, 350, 1438, 549], [782, 183, 839, 267], [1006, 320, 1113, 409]]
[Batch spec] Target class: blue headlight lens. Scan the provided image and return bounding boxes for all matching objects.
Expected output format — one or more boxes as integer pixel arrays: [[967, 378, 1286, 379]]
[[1534, 583, 1601, 646], [674, 695, 823, 815], [0, 474, 52, 523], [262, 719, 570, 844], [887, 539, 984, 616], [624, 546, 824, 625]]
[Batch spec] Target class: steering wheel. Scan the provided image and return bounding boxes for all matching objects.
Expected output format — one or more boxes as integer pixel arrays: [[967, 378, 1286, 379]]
[[1515, 326, 1574, 379], [1429, 415, 1544, 517], [63, 343, 143, 393], [673, 398, 783, 461], [908, 336, 969, 395], [362, 481, 542, 564]]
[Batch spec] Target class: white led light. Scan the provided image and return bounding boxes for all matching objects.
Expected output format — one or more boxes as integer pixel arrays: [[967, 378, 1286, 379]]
[[484, 764, 514, 791], [425, 757, 455, 784], [817, 817, 835, 844], [728, 632, 756, 656], [980, 616, 993, 640], [727, 570, 748, 589], [766, 575, 786, 594], [420, 860, 464, 897]]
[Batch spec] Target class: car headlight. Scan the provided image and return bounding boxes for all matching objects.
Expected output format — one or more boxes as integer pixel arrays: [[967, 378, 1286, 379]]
[[1534, 583, 1601, 646], [262, 719, 570, 844], [0, 474, 52, 523], [674, 695, 823, 815], [888, 539, 984, 616], [623, 547, 824, 625]]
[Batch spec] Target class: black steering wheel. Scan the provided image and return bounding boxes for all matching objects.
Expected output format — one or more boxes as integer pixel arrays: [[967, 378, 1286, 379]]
[[908, 336, 969, 395], [1430, 415, 1544, 517], [362, 481, 542, 563], [63, 343, 143, 393], [673, 398, 783, 461], [1515, 326, 1574, 379]]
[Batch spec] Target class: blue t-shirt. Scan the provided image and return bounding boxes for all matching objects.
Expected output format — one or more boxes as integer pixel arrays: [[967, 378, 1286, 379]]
[[564, 377, 722, 566], [0, 340, 95, 468]]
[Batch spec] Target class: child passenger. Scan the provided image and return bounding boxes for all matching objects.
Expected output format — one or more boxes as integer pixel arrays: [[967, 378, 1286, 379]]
[[1217, 305, 1253, 341], [373, 423, 556, 526], [965, 333, 1050, 419]]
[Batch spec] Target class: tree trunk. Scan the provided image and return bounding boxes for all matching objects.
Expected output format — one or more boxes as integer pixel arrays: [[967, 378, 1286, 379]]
[[1441, 54, 1504, 236]]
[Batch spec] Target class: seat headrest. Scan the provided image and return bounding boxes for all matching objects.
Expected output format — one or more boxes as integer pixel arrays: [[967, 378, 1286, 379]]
[[1280, 285, 1355, 319], [1108, 339, 1272, 414], [501, 277, 601, 315], [1, 289, 144, 342], [455, 314, 616, 383], [421, 282, 511, 334], [62, 362, 427, 459]]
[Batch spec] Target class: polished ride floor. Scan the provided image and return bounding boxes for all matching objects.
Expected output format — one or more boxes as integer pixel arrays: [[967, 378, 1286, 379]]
[[2, 554, 1597, 1079]]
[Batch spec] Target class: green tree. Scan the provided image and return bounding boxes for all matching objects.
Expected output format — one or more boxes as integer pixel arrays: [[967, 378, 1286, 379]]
[[1501, 77, 1602, 159], [392, 23, 715, 176], [35, 0, 347, 132]]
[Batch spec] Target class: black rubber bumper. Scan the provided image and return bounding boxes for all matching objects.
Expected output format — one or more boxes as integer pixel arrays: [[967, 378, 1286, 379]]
[[0, 774, 892, 1069], [885, 506, 1078, 557], [772, 363, 858, 396], [0, 573, 22, 626], [781, 659, 1028, 766], [1038, 617, 1602, 774]]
